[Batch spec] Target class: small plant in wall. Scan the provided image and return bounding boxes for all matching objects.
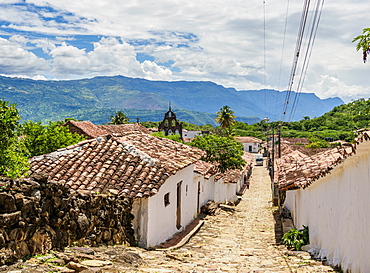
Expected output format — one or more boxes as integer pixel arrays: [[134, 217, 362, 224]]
[[282, 225, 309, 251]]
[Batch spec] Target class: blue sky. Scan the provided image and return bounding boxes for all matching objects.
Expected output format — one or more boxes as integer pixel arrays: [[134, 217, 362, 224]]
[[0, 0, 369, 102]]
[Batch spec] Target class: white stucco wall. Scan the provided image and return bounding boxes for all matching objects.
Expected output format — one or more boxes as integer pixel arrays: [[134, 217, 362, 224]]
[[283, 142, 370, 272], [132, 197, 149, 247], [242, 142, 260, 153], [134, 165, 199, 248], [236, 173, 245, 192], [194, 173, 215, 210], [132, 166, 245, 248], [182, 130, 202, 138], [214, 178, 238, 204]]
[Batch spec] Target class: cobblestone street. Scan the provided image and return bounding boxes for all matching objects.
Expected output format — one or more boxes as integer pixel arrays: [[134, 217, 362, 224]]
[[132, 164, 337, 272], [4, 165, 338, 272]]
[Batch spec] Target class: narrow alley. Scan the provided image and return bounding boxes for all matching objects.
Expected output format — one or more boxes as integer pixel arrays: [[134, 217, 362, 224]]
[[4, 164, 339, 272], [134, 164, 337, 272]]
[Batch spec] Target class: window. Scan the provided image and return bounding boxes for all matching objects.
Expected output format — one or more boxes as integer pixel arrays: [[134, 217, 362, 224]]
[[164, 193, 170, 206]]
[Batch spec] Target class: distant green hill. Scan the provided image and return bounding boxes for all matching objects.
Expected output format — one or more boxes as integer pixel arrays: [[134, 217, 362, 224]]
[[0, 75, 343, 125], [299, 98, 370, 131]]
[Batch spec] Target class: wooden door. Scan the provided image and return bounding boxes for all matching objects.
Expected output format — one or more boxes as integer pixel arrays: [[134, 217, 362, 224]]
[[176, 182, 182, 229], [197, 181, 201, 214]]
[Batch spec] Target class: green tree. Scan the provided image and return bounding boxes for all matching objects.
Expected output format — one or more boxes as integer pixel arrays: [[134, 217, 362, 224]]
[[21, 121, 86, 157], [151, 131, 183, 143], [305, 135, 329, 148], [0, 100, 29, 178], [216, 106, 236, 130], [188, 134, 246, 173], [109, 111, 130, 124], [353, 28, 370, 63]]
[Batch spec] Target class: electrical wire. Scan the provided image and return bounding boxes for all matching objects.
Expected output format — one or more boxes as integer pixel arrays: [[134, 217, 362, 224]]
[[289, 0, 325, 120], [281, 0, 325, 122], [281, 0, 310, 121]]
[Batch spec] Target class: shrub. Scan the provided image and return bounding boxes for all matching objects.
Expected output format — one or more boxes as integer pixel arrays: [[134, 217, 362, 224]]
[[282, 225, 309, 251]]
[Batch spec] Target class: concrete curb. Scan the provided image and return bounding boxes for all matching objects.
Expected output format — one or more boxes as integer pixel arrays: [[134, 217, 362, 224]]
[[156, 220, 204, 251]]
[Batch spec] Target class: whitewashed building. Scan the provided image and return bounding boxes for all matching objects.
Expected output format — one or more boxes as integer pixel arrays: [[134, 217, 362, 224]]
[[30, 127, 254, 249], [236, 136, 263, 153], [195, 152, 254, 205], [132, 165, 200, 247], [277, 131, 370, 273]]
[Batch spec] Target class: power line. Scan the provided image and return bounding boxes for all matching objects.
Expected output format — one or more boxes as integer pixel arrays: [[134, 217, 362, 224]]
[[281, 0, 325, 122], [281, 0, 310, 121], [289, 0, 325, 121]]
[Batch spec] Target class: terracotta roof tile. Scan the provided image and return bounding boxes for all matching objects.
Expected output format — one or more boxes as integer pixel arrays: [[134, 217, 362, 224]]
[[236, 136, 263, 143], [116, 131, 205, 174], [29, 132, 204, 198], [62, 120, 108, 139], [275, 132, 367, 190], [63, 121, 151, 139], [97, 124, 150, 135], [281, 137, 309, 145], [194, 161, 217, 179]]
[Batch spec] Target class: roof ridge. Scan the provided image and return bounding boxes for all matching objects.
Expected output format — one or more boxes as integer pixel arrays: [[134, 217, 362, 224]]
[[117, 138, 158, 166]]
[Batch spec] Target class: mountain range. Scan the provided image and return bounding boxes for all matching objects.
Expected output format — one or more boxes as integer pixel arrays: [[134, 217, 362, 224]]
[[0, 75, 344, 125]]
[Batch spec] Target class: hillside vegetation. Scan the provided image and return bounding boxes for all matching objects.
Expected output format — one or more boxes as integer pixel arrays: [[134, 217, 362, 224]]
[[231, 99, 370, 142], [0, 75, 342, 125]]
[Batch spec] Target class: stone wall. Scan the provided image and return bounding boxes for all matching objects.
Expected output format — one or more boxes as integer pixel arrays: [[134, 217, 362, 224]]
[[0, 173, 135, 265]]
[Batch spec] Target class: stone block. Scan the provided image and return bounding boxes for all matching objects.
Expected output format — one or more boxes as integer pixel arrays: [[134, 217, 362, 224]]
[[282, 218, 294, 234], [0, 193, 17, 213], [0, 211, 21, 227]]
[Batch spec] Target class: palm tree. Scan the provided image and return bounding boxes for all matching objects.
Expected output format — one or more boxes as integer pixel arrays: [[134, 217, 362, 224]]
[[109, 111, 130, 124], [216, 105, 236, 129], [352, 28, 370, 63]]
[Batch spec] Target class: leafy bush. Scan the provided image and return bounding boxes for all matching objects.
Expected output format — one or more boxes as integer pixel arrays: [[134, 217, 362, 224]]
[[20, 121, 86, 157], [0, 99, 29, 178], [282, 225, 309, 251], [188, 134, 246, 173]]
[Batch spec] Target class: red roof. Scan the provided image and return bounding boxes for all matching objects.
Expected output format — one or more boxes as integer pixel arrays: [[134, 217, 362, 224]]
[[236, 136, 263, 144], [63, 121, 150, 139], [194, 160, 217, 179], [63, 120, 107, 139], [275, 131, 368, 190], [29, 132, 205, 198], [97, 124, 150, 135], [281, 137, 309, 145]]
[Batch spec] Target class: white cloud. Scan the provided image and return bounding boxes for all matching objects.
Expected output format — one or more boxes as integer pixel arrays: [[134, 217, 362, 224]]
[[0, 0, 369, 103], [0, 73, 48, 80], [49, 37, 172, 80], [308, 75, 370, 103], [33, 38, 57, 53], [141, 60, 172, 81], [9, 34, 28, 45], [0, 37, 49, 75]]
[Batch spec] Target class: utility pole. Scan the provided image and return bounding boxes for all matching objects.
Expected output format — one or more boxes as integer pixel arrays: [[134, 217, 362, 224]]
[[278, 123, 282, 158], [271, 128, 278, 205], [271, 129, 275, 178]]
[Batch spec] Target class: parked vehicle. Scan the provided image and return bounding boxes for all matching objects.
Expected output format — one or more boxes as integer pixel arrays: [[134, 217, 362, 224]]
[[255, 154, 263, 166]]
